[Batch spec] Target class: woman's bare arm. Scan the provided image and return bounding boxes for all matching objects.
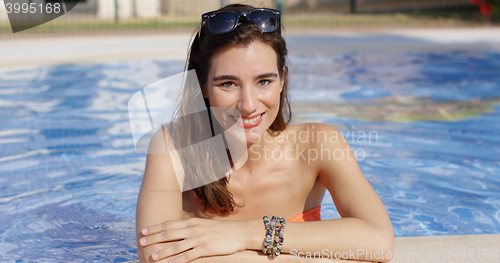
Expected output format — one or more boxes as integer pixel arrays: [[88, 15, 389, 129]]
[[136, 128, 184, 263], [145, 250, 368, 263], [191, 251, 369, 263]]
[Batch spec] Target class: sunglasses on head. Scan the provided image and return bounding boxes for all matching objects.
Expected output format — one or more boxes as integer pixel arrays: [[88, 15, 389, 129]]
[[199, 8, 281, 38]]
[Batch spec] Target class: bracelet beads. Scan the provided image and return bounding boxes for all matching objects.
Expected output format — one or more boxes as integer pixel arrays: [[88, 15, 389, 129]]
[[262, 216, 274, 255], [272, 216, 285, 257], [262, 215, 286, 257]]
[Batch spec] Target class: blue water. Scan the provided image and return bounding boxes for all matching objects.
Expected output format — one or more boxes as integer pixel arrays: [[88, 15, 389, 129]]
[[1, 50, 500, 262]]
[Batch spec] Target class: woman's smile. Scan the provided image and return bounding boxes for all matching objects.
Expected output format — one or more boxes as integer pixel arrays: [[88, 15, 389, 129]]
[[230, 112, 265, 128]]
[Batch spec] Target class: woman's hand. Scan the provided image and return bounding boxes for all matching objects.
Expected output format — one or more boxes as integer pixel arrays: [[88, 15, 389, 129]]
[[139, 217, 252, 263]]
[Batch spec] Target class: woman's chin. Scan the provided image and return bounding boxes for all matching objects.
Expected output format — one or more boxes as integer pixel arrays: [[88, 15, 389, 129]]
[[244, 129, 265, 145]]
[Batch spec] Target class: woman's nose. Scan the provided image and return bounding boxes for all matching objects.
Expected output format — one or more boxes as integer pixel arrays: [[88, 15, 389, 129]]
[[237, 85, 258, 114]]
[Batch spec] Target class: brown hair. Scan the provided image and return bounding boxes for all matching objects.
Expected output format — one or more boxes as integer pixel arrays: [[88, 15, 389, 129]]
[[170, 3, 291, 214]]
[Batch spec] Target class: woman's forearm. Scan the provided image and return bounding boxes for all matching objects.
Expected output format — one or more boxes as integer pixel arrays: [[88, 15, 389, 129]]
[[136, 234, 315, 263], [139, 242, 368, 263], [138, 217, 392, 263], [244, 218, 394, 262], [191, 250, 367, 263]]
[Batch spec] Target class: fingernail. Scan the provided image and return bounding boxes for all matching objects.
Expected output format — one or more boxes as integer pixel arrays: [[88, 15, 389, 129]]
[[152, 253, 159, 260], [142, 228, 148, 235], [140, 237, 147, 245]]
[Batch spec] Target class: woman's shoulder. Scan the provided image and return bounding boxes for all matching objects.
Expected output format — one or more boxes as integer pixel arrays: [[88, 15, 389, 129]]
[[146, 124, 180, 154], [144, 125, 185, 191], [147, 126, 170, 154]]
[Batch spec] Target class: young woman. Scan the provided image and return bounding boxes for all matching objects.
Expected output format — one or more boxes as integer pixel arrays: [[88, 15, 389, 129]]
[[136, 4, 394, 263]]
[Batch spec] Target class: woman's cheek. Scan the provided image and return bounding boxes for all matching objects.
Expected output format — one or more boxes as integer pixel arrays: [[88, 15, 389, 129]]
[[210, 90, 232, 107]]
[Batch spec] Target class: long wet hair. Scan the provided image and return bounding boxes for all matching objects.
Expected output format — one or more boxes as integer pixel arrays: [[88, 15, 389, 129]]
[[169, 4, 292, 215]]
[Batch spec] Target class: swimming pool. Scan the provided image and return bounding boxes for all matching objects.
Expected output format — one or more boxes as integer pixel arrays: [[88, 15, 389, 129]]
[[0, 48, 499, 261]]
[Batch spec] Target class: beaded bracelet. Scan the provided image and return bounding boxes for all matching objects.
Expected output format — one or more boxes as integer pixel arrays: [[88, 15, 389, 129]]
[[272, 216, 286, 257], [262, 216, 274, 255], [262, 216, 286, 257]]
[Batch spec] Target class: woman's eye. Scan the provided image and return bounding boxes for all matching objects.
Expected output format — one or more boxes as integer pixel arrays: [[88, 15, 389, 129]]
[[220, 82, 235, 88], [258, 79, 271, 86]]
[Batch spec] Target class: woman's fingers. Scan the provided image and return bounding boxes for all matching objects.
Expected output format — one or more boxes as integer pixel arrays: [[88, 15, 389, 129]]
[[151, 239, 200, 262], [141, 218, 245, 262], [140, 228, 189, 246], [142, 219, 190, 236], [143, 218, 202, 236]]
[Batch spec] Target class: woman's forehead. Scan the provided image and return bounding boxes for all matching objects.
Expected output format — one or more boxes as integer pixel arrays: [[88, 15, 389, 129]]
[[209, 41, 279, 76]]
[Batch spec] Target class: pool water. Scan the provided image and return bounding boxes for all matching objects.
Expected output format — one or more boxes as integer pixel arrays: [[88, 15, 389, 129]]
[[1, 50, 500, 262]]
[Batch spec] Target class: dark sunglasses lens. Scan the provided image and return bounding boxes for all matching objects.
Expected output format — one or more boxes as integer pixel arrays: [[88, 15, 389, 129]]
[[207, 12, 237, 34], [248, 10, 277, 32]]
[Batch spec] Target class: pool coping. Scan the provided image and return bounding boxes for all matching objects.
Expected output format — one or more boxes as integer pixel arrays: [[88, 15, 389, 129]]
[[123, 234, 500, 262], [391, 234, 500, 262]]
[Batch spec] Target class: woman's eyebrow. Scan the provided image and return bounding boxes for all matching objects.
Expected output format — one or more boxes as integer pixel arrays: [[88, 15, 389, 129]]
[[213, 75, 239, 81], [256, 73, 278, 79], [213, 73, 278, 82]]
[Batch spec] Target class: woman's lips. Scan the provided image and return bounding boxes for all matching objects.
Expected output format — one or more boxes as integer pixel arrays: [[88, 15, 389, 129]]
[[230, 113, 264, 129], [241, 112, 262, 119]]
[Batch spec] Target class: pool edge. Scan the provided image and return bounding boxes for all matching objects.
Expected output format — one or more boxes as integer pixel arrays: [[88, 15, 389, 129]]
[[392, 234, 499, 262]]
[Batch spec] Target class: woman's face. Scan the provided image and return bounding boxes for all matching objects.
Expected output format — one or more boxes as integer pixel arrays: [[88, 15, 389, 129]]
[[205, 40, 284, 145]]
